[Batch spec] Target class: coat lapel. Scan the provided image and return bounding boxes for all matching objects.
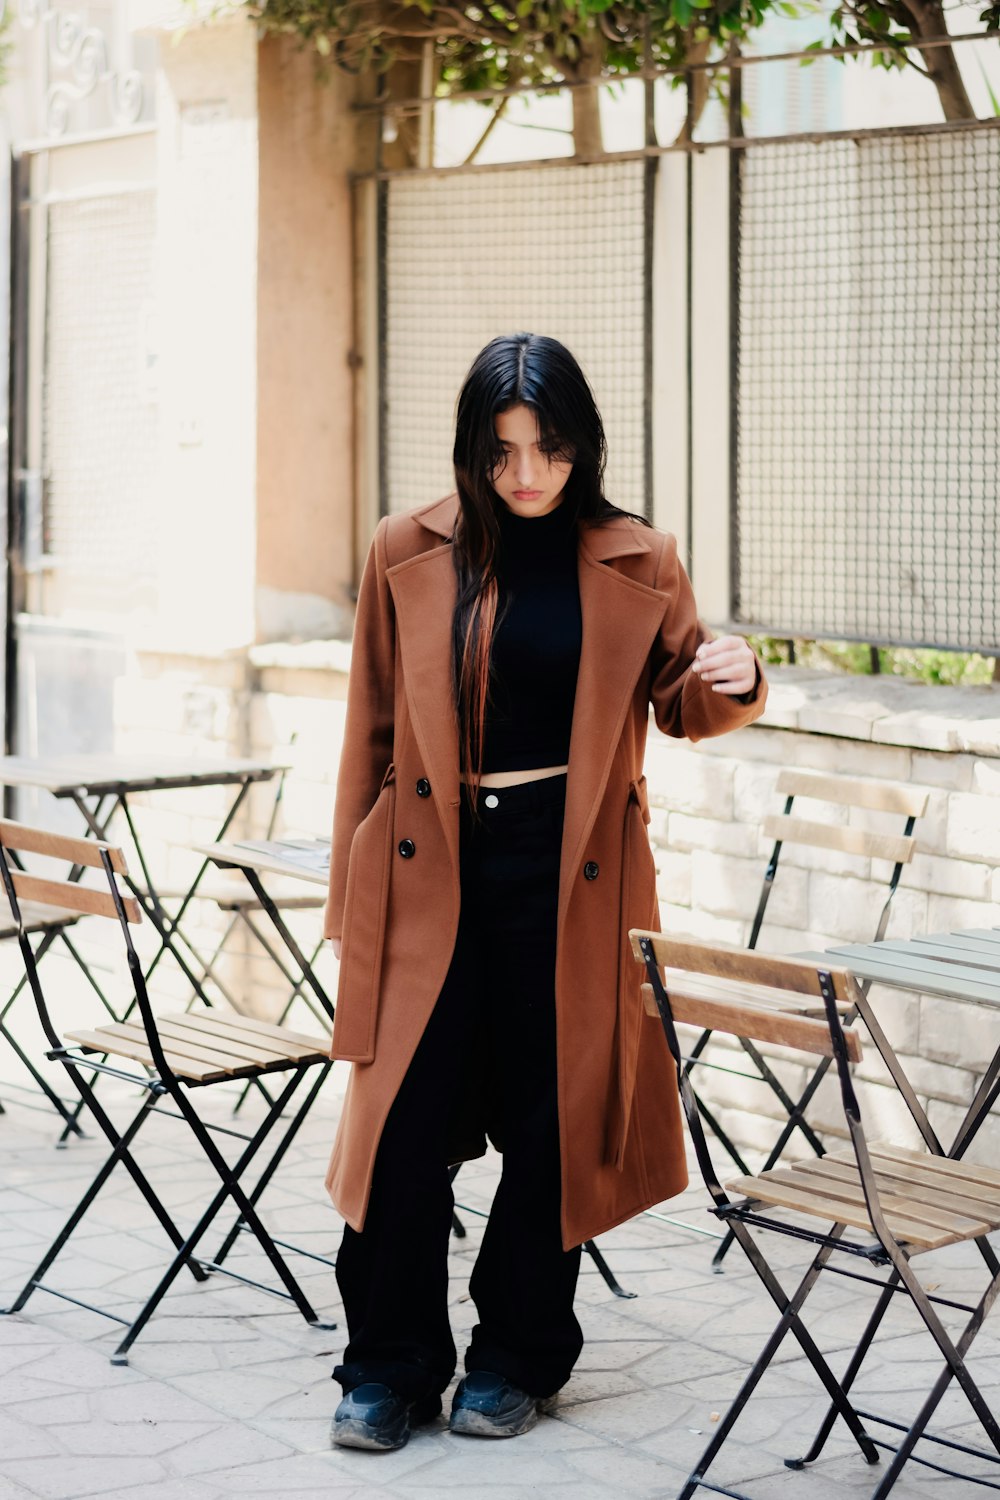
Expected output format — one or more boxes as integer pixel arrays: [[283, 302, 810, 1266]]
[[557, 526, 668, 936], [386, 538, 462, 880]]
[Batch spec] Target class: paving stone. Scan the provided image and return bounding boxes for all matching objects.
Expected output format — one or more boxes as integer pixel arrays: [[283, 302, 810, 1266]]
[[370, 1439, 584, 1487], [4, 1392, 91, 1428], [0, 1457, 168, 1499], [556, 1385, 696, 1442], [88, 1383, 233, 1426], [63, 1419, 226, 1460], [249, 1416, 332, 1452], [66, 1485, 223, 1500], [0, 1412, 63, 1462], [218, 1492, 364, 1500], [211, 1449, 441, 1490], [564, 1444, 688, 1497], [167, 1424, 295, 1475]]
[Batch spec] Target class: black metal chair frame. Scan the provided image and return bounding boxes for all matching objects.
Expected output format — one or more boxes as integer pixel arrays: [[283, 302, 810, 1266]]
[[0, 849, 132, 1143], [637, 932, 1000, 1500], [0, 831, 336, 1365], [682, 774, 923, 1269], [0, 913, 88, 1137]]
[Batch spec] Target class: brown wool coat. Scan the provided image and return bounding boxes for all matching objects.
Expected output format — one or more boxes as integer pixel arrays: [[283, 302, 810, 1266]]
[[322, 492, 767, 1250]]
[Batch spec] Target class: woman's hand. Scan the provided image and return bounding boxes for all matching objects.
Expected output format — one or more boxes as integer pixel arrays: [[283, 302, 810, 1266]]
[[691, 635, 758, 696], [330, 938, 342, 960]]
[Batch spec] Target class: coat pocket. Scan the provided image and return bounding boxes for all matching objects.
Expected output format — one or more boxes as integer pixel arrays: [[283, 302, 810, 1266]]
[[608, 774, 658, 1170], [330, 765, 396, 1064]]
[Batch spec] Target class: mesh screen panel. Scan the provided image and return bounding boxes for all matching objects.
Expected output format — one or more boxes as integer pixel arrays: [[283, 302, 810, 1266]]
[[384, 160, 649, 517], [734, 125, 1000, 652], [43, 190, 158, 588]]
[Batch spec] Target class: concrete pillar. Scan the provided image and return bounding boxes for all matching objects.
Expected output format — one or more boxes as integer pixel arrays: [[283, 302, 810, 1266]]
[[255, 38, 371, 643]]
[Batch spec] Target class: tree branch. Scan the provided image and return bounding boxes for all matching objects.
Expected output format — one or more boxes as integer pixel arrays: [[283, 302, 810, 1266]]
[[462, 94, 508, 161]]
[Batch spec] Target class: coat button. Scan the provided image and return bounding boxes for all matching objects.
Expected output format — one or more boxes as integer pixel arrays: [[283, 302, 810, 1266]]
[[398, 838, 416, 859], [415, 777, 431, 798], [584, 860, 599, 881]]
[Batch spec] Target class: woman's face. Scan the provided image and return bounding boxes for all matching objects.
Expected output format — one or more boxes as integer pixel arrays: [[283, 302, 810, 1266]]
[[491, 404, 573, 518]]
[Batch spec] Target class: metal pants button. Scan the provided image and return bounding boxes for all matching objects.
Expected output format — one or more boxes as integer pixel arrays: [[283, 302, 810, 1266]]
[[484, 793, 500, 808]]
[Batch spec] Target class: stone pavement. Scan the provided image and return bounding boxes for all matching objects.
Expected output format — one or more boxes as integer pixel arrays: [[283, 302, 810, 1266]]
[[2, 1071, 999, 1500]]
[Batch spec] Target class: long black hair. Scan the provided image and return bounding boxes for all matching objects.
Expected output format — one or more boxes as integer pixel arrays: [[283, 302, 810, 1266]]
[[451, 332, 649, 803]]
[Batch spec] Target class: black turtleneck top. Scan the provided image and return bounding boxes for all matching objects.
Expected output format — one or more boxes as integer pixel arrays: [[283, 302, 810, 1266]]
[[480, 498, 583, 773]]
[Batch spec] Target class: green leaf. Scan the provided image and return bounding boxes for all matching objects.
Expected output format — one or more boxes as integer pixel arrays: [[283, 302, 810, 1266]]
[[975, 50, 1000, 113], [672, 0, 693, 24]]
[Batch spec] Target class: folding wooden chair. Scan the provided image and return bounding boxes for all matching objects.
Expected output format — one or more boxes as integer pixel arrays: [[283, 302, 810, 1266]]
[[682, 769, 928, 1268], [0, 820, 336, 1364], [632, 929, 1000, 1500]]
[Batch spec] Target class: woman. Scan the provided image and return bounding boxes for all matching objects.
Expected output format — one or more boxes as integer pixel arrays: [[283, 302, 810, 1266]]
[[322, 333, 767, 1452]]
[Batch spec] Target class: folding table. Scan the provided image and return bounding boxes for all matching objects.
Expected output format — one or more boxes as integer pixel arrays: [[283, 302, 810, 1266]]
[[801, 927, 1000, 1161], [0, 755, 288, 1125], [192, 835, 334, 1030]]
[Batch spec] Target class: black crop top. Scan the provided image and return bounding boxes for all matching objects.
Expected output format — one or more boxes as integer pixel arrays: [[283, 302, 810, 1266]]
[[480, 498, 583, 773]]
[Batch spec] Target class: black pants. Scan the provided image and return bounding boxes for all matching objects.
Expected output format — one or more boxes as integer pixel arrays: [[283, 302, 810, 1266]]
[[334, 771, 583, 1402]]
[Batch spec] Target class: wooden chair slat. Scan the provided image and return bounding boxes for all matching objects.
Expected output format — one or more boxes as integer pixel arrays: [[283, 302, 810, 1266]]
[[191, 1011, 332, 1052], [825, 1150, 1000, 1207], [760, 1165, 993, 1238], [866, 1142, 1000, 1193], [812, 1157, 1000, 1222], [761, 815, 916, 866], [628, 931, 860, 1004], [81, 1021, 263, 1075], [649, 970, 854, 1018], [151, 1019, 285, 1070], [640, 983, 863, 1063], [11, 873, 142, 926], [774, 769, 929, 817], [725, 1173, 952, 1250], [63, 1027, 225, 1083], [0, 819, 129, 875], [175, 1011, 329, 1059]]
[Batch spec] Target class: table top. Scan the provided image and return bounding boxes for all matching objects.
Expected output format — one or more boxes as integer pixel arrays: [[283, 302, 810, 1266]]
[[0, 754, 290, 797], [800, 927, 1000, 1008], [194, 837, 331, 886]]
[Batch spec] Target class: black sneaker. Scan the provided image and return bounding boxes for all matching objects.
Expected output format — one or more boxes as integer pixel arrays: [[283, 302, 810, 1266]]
[[449, 1371, 547, 1438], [331, 1382, 442, 1451]]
